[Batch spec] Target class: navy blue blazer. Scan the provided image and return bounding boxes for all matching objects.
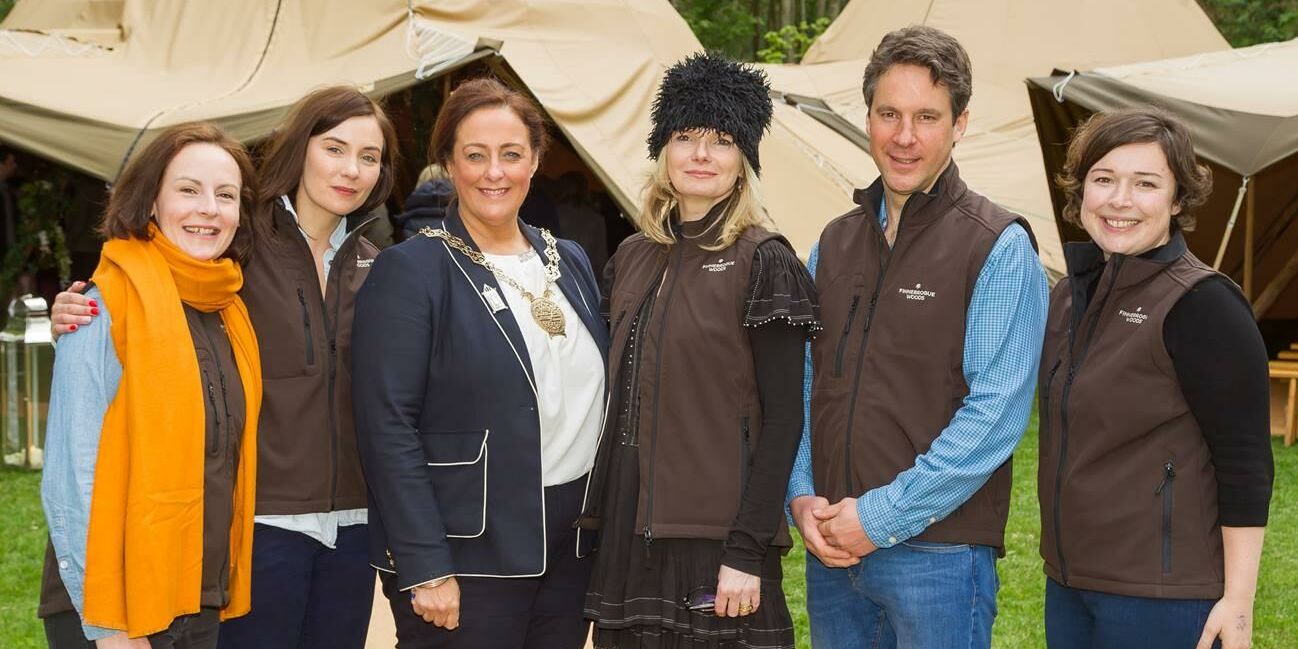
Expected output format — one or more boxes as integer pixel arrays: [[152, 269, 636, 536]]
[[352, 203, 609, 590]]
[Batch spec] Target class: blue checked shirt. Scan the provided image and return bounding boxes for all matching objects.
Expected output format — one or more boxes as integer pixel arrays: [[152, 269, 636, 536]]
[[786, 199, 1048, 548]]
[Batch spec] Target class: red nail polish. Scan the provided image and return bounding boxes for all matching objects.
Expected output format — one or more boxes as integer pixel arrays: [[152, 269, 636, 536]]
[[88, 299, 98, 307], [70, 324, 78, 332], [90, 307, 99, 316]]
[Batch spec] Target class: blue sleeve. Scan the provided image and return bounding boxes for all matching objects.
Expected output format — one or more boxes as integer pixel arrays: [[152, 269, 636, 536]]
[[351, 243, 454, 590], [40, 287, 123, 641], [785, 242, 819, 516], [855, 223, 1048, 547]]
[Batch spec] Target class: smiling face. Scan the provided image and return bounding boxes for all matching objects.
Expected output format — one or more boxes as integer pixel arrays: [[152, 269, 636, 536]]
[[296, 115, 384, 218], [1080, 141, 1178, 258], [445, 105, 539, 230], [152, 143, 242, 261], [665, 128, 742, 212], [866, 63, 967, 201]]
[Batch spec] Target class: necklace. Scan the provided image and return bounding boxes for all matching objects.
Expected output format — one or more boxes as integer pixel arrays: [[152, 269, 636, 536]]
[[421, 226, 567, 337]]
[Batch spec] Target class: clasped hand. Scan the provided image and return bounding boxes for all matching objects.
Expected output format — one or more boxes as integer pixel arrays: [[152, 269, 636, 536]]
[[790, 495, 877, 567]]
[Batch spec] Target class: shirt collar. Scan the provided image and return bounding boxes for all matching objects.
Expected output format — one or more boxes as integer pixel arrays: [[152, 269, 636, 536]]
[[281, 194, 348, 251]]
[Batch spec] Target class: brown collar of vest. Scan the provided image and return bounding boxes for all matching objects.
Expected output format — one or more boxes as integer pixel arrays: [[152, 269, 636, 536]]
[[671, 198, 730, 246], [850, 160, 968, 230], [1064, 228, 1191, 289]]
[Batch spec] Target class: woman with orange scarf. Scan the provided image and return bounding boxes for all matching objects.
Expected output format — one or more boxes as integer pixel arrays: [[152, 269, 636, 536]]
[[40, 122, 263, 649]]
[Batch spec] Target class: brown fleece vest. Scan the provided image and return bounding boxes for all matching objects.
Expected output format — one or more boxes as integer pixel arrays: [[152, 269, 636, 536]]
[[602, 221, 786, 541], [1039, 235, 1226, 599], [811, 163, 1031, 550]]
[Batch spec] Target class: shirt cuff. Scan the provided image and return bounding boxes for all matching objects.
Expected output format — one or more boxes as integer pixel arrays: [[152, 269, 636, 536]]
[[402, 575, 451, 593], [856, 488, 936, 549], [82, 623, 120, 642], [785, 477, 816, 526]]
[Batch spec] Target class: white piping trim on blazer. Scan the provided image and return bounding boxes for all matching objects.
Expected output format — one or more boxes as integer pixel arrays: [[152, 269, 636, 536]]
[[426, 429, 490, 539], [441, 239, 548, 579], [560, 243, 604, 558]]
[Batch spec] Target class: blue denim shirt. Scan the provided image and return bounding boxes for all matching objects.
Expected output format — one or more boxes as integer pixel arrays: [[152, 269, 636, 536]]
[[41, 287, 122, 641]]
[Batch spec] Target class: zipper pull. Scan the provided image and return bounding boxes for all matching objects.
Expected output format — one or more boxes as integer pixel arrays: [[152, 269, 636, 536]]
[[642, 526, 654, 562], [1154, 461, 1176, 495]]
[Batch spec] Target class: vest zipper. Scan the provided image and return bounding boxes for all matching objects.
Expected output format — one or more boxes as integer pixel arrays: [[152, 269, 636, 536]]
[[203, 368, 220, 457], [740, 416, 752, 492], [297, 288, 316, 366], [1054, 257, 1124, 585], [1040, 359, 1062, 452], [833, 295, 861, 377], [644, 246, 684, 554], [842, 246, 891, 497], [1155, 460, 1176, 574]]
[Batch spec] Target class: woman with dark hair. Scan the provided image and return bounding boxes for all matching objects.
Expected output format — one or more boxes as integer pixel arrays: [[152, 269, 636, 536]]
[[580, 53, 817, 649], [52, 86, 400, 648], [351, 76, 607, 649], [41, 122, 262, 649], [1038, 107, 1272, 649]]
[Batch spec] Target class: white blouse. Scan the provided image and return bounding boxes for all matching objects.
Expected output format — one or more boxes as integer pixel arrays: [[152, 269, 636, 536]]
[[483, 249, 605, 486]]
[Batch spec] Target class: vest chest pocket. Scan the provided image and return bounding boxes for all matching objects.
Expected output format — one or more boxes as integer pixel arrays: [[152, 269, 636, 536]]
[[420, 429, 490, 538]]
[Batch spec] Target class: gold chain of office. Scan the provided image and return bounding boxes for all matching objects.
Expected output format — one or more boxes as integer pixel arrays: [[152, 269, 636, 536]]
[[420, 226, 567, 337]]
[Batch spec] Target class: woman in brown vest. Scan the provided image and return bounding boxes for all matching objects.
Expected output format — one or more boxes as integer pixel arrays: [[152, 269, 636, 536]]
[[1038, 107, 1273, 649], [41, 123, 263, 649], [581, 53, 819, 649]]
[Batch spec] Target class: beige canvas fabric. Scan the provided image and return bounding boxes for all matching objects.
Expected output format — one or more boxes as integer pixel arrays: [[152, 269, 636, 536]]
[[1027, 38, 1298, 319], [0, 0, 866, 254], [756, 0, 1229, 275]]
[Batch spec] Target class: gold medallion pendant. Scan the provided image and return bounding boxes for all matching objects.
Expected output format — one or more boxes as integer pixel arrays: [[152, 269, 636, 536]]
[[530, 292, 567, 337], [420, 225, 570, 338]]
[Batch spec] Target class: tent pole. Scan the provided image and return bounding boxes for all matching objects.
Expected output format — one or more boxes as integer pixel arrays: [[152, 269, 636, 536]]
[[1213, 175, 1250, 270], [1253, 250, 1298, 318], [1245, 181, 1256, 300]]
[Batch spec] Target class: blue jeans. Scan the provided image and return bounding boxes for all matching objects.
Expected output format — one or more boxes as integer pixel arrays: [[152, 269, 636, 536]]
[[216, 524, 374, 649], [805, 540, 998, 649], [1044, 578, 1220, 649]]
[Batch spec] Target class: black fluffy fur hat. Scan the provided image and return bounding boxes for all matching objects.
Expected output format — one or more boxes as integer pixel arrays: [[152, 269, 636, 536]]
[[647, 52, 773, 174]]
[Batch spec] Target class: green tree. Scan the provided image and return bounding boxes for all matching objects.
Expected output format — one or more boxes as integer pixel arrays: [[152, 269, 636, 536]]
[[0, 0, 14, 23], [1198, 0, 1298, 46], [757, 17, 831, 63]]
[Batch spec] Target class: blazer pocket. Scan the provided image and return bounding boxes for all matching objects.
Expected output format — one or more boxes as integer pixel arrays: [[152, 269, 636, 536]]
[[420, 429, 490, 538]]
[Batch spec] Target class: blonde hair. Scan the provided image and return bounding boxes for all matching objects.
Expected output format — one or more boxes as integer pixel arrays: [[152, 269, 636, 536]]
[[635, 151, 772, 251]]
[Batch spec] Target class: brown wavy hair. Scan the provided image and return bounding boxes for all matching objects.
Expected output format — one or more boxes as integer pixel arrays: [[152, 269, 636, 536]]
[[101, 122, 260, 262], [1057, 107, 1212, 231], [428, 77, 550, 170], [257, 86, 399, 219]]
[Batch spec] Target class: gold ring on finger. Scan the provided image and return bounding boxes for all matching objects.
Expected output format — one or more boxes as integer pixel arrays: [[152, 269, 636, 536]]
[[738, 603, 754, 615]]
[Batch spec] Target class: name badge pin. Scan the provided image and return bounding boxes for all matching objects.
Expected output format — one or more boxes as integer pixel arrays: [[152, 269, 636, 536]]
[[482, 284, 508, 313]]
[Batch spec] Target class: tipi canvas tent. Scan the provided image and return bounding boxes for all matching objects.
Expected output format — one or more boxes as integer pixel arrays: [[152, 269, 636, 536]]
[[0, 0, 864, 254]]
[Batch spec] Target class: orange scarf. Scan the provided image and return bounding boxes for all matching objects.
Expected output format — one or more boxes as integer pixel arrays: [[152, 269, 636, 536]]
[[83, 223, 261, 636]]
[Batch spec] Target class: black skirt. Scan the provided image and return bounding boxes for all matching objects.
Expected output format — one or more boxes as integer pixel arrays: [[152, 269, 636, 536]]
[[584, 439, 795, 649]]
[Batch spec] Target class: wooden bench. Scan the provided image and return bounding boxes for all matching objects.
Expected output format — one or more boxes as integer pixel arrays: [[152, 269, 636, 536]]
[[1272, 360, 1298, 447]]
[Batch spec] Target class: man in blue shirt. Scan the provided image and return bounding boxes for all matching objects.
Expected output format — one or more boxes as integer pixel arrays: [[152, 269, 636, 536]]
[[786, 25, 1048, 649]]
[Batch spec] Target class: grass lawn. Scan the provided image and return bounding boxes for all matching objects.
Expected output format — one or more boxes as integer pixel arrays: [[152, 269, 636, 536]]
[[3, 412, 1295, 647], [781, 412, 1298, 648]]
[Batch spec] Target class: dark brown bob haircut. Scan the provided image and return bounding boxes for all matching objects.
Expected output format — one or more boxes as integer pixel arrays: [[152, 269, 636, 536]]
[[862, 25, 973, 120], [428, 77, 549, 169], [257, 85, 399, 218], [101, 122, 260, 263], [1057, 107, 1212, 231]]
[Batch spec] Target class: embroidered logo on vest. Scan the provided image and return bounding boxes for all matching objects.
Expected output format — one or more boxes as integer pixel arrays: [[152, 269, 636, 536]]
[[898, 283, 937, 302], [702, 258, 736, 273], [356, 258, 374, 268], [1118, 306, 1148, 324]]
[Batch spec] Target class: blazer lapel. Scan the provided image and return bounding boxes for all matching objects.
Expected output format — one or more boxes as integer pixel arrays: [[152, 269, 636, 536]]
[[443, 203, 538, 391], [521, 224, 611, 365]]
